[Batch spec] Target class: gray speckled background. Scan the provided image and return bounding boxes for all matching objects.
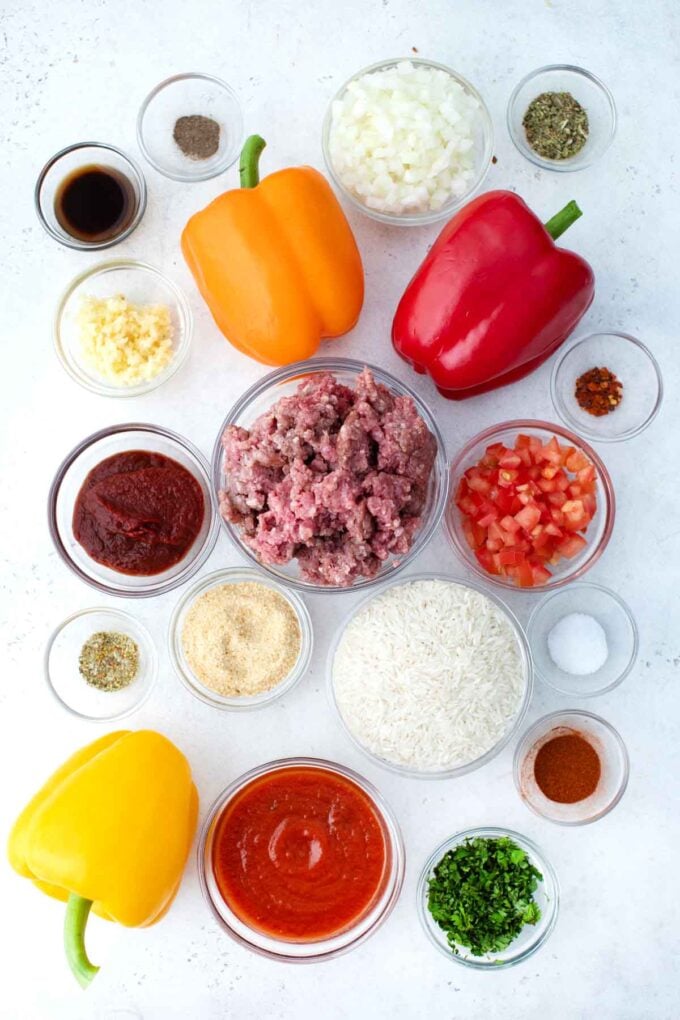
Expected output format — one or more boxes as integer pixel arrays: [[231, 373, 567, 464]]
[[1, 0, 679, 1017]]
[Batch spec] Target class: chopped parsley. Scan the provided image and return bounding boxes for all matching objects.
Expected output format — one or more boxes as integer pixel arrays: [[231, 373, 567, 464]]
[[427, 835, 543, 957]]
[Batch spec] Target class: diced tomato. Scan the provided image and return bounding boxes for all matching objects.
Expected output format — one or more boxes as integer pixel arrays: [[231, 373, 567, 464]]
[[566, 450, 590, 472], [499, 548, 523, 566], [556, 534, 588, 558], [476, 548, 501, 575], [514, 504, 541, 531], [515, 559, 535, 587], [477, 510, 498, 528], [530, 562, 552, 585], [538, 436, 562, 465], [467, 472, 492, 495], [500, 515, 520, 533], [498, 468, 519, 487], [499, 450, 522, 469]]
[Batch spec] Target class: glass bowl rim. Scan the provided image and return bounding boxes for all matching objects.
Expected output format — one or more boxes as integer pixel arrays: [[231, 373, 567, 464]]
[[506, 63, 616, 173], [321, 55, 494, 226], [136, 71, 244, 181], [550, 331, 664, 442], [446, 418, 616, 592], [167, 566, 314, 711], [512, 708, 630, 826], [197, 755, 405, 961], [44, 605, 157, 721], [527, 580, 639, 697], [34, 141, 148, 249], [47, 421, 219, 598], [327, 570, 533, 778], [53, 258, 193, 398], [211, 356, 449, 594], [417, 824, 559, 968]]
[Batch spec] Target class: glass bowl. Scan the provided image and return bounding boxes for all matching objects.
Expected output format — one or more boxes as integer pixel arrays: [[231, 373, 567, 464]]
[[514, 710, 629, 825], [35, 142, 147, 249], [507, 65, 616, 172], [446, 420, 615, 592], [54, 259, 193, 397], [327, 572, 533, 779], [48, 423, 218, 598], [550, 332, 663, 442], [418, 827, 559, 968], [212, 357, 448, 594], [45, 607, 156, 720], [322, 57, 493, 226], [168, 567, 313, 710], [137, 72, 243, 181], [198, 757, 405, 961], [527, 582, 638, 697]]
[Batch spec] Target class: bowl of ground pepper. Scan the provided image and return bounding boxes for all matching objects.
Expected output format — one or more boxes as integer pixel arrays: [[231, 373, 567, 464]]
[[137, 72, 243, 182], [507, 65, 616, 172], [169, 568, 313, 710], [514, 710, 629, 825]]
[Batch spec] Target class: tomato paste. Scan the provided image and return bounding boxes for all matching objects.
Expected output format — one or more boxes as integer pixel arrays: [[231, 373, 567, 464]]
[[73, 450, 204, 575], [212, 765, 389, 941]]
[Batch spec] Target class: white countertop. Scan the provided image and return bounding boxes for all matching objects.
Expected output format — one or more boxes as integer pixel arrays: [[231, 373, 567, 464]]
[[1, 0, 679, 1017]]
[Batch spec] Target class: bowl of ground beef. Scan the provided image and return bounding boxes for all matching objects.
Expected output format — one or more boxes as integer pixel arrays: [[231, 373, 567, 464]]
[[212, 359, 448, 592]]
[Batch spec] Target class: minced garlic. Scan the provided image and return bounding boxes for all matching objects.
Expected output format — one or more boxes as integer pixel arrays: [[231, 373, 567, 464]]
[[77, 293, 174, 386]]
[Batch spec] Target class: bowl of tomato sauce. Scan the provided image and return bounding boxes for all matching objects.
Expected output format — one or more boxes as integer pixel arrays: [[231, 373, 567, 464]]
[[198, 758, 405, 961], [445, 420, 615, 591]]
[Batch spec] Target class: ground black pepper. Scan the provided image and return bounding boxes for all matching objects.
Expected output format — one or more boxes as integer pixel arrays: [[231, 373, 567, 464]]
[[173, 114, 221, 161]]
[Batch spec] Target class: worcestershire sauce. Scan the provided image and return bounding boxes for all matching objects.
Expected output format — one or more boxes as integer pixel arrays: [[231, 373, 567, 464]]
[[54, 165, 136, 242]]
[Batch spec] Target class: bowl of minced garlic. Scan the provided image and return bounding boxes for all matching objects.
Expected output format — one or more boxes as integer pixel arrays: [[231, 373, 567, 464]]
[[170, 568, 313, 709], [54, 259, 192, 396]]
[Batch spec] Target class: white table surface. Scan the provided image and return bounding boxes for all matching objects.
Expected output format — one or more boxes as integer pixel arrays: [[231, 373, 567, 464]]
[[2, 0, 679, 1017]]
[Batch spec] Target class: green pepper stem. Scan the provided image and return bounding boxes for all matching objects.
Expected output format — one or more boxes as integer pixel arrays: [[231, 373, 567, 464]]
[[239, 134, 267, 188], [64, 894, 99, 989], [544, 200, 583, 241]]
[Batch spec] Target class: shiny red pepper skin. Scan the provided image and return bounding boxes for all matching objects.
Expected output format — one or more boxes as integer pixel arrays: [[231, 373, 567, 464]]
[[391, 190, 595, 399]]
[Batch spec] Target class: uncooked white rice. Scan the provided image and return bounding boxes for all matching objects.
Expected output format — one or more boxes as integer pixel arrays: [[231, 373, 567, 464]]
[[332, 578, 526, 770]]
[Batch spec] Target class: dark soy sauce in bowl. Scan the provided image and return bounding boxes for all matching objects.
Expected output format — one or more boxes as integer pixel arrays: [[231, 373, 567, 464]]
[[55, 165, 137, 243]]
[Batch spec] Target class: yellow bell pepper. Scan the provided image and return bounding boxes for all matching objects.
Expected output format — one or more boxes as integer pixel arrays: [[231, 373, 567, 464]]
[[181, 134, 364, 365], [8, 730, 198, 989]]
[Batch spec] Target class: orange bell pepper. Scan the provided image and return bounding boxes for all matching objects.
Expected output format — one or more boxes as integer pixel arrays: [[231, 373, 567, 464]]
[[182, 135, 364, 366]]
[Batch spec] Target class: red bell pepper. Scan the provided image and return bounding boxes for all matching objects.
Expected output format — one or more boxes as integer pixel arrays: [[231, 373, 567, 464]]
[[391, 190, 595, 399]]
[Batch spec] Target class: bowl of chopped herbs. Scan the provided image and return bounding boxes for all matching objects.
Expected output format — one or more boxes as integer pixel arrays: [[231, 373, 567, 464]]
[[418, 827, 559, 968]]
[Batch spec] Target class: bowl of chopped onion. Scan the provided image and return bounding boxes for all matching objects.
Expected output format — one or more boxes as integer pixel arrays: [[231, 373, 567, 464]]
[[322, 57, 493, 226]]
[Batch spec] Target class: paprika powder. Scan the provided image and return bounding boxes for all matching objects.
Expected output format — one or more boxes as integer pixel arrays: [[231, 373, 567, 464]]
[[533, 729, 601, 803]]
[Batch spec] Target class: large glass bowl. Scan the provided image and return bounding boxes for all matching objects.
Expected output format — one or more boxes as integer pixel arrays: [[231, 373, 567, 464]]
[[198, 757, 405, 961], [327, 572, 533, 779], [418, 827, 559, 968], [322, 57, 493, 226], [211, 358, 448, 594], [445, 420, 615, 592], [48, 423, 218, 598]]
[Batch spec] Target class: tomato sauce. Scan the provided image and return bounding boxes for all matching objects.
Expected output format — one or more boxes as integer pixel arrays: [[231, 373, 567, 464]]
[[211, 765, 389, 941], [73, 450, 204, 575]]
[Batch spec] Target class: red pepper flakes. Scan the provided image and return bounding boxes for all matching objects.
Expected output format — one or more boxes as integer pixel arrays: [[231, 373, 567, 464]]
[[575, 366, 623, 417]]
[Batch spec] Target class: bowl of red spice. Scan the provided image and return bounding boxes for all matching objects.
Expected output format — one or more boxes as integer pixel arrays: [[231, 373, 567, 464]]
[[551, 332, 663, 442], [514, 710, 629, 825]]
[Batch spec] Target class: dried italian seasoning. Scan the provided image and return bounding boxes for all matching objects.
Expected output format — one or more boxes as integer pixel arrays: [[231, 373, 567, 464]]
[[79, 631, 139, 691], [522, 91, 589, 160]]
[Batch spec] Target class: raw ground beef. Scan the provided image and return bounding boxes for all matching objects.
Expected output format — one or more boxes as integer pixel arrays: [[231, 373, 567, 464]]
[[219, 368, 437, 586]]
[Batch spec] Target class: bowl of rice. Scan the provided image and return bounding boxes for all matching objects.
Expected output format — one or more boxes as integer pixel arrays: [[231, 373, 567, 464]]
[[328, 573, 532, 778], [322, 57, 493, 226]]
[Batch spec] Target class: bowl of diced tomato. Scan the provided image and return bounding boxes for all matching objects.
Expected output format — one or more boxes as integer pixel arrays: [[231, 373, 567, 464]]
[[446, 421, 615, 590]]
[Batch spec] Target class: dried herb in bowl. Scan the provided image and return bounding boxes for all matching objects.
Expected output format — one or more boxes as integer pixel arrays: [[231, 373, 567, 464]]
[[427, 835, 542, 957], [523, 91, 589, 160]]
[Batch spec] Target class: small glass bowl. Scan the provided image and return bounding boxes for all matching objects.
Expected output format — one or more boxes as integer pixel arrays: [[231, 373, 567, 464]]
[[328, 572, 533, 779], [527, 582, 638, 697], [418, 827, 559, 968], [212, 358, 448, 594], [45, 607, 156, 720], [168, 568, 313, 710], [198, 757, 405, 961], [54, 259, 193, 397], [35, 142, 147, 249], [507, 65, 616, 172], [446, 420, 615, 592], [48, 423, 218, 598], [322, 57, 493, 226], [550, 332, 663, 442], [514, 710, 629, 825], [137, 72, 243, 181]]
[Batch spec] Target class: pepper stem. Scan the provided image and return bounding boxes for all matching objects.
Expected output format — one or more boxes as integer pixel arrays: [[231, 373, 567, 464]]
[[239, 134, 267, 188], [544, 200, 583, 241], [64, 894, 99, 989]]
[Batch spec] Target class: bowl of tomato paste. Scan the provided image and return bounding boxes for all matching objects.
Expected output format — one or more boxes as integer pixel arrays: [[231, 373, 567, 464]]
[[199, 758, 405, 960], [48, 423, 218, 597]]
